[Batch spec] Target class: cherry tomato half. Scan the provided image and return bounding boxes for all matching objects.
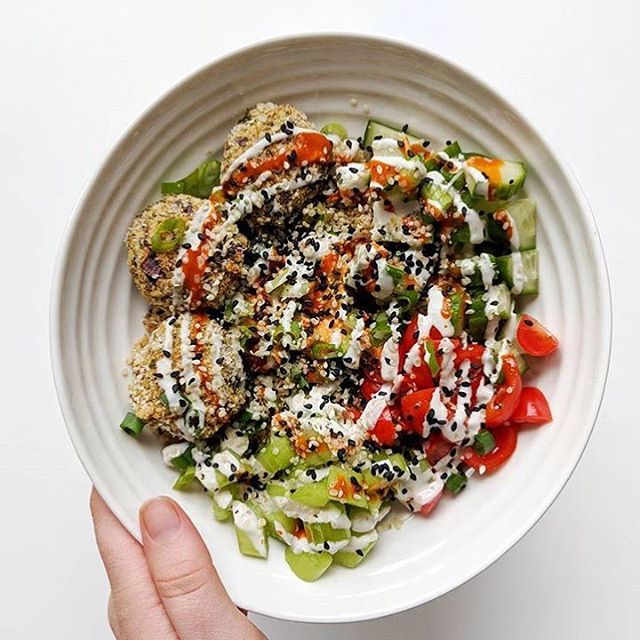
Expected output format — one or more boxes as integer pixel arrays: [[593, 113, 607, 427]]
[[511, 386, 552, 426], [516, 314, 559, 357], [462, 424, 517, 473], [485, 355, 522, 427], [400, 388, 435, 435], [369, 406, 398, 445], [417, 486, 444, 517], [423, 431, 453, 465], [361, 377, 382, 401]]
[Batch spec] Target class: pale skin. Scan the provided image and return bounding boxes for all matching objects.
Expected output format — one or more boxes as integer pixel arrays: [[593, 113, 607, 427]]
[[90, 490, 267, 640]]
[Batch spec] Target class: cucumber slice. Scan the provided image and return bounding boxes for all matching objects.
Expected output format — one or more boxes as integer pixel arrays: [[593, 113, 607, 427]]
[[256, 434, 296, 475], [487, 199, 537, 251], [456, 253, 497, 288], [333, 530, 379, 568], [488, 283, 513, 320], [464, 156, 527, 201], [421, 180, 454, 213], [231, 502, 268, 559], [304, 521, 351, 545], [327, 467, 368, 509], [263, 507, 297, 541], [291, 480, 330, 508], [285, 547, 333, 582], [466, 290, 488, 341], [362, 454, 408, 491], [495, 250, 539, 296], [363, 120, 421, 147]]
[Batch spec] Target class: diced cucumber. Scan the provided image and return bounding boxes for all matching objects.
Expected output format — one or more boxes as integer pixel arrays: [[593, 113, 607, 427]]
[[263, 507, 297, 541], [327, 467, 368, 509], [285, 547, 333, 582], [487, 199, 537, 251], [333, 530, 379, 568], [231, 502, 268, 559], [265, 482, 289, 499], [487, 283, 513, 320], [362, 454, 408, 491], [291, 480, 330, 508], [212, 500, 232, 522], [211, 488, 236, 522], [466, 290, 488, 341], [456, 254, 497, 288], [464, 155, 527, 201], [256, 434, 296, 475], [495, 250, 539, 296], [421, 180, 453, 213], [363, 120, 422, 147], [304, 521, 351, 545]]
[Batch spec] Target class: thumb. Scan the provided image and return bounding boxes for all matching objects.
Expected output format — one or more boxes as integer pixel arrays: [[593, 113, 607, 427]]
[[139, 497, 265, 640]]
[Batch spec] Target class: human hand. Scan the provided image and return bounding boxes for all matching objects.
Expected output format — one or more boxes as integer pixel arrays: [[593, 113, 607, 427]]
[[90, 489, 267, 639]]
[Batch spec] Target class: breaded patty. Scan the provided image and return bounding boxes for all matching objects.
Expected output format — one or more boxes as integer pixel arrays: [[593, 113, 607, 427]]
[[221, 102, 332, 224], [126, 194, 248, 312], [128, 313, 246, 440]]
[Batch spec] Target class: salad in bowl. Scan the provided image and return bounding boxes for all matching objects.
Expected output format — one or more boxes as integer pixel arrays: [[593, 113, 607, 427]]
[[121, 101, 559, 581]]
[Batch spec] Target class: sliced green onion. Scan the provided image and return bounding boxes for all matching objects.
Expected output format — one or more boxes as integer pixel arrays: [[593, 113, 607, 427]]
[[290, 320, 302, 340], [161, 157, 221, 199], [396, 288, 419, 312], [385, 264, 406, 285], [371, 312, 392, 346], [473, 429, 496, 455], [320, 122, 348, 140], [151, 217, 186, 253], [120, 412, 145, 437], [311, 341, 340, 360], [424, 338, 440, 376], [445, 472, 467, 494], [290, 365, 310, 391], [173, 465, 196, 491]]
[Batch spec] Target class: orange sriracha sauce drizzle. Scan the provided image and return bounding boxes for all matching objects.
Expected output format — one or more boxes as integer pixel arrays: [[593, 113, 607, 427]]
[[369, 137, 431, 195], [179, 196, 224, 308], [464, 156, 505, 200], [223, 131, 333, 196]]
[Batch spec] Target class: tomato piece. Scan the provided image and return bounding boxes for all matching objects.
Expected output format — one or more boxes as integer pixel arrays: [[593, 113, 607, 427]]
[[360, 377, 381, 401], [369, 406, 398, 445], [455, 343, 486, 367], [401, 354, 435, 394], [399, 388, 435, 435], [516, 314, 559, 357], [511, 386, 552, 426], [423, 431, 453, 465], [462, 424, 517, 472], [485, 355, 522, 427], [417, 487, 443, 517]]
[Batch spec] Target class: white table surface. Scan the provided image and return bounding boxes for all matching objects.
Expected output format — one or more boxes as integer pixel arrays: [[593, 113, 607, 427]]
[[1, 1, 638, 638]]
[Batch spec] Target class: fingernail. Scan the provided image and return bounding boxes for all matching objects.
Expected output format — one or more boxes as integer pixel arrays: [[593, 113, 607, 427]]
[[141, 497, 182, 542]]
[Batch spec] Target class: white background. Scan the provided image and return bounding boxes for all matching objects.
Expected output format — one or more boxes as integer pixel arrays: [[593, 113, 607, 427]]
[[1, 0, 638, 638]]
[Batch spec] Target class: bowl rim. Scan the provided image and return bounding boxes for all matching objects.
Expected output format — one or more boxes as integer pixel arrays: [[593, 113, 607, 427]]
[[50, 32, 612, 623]]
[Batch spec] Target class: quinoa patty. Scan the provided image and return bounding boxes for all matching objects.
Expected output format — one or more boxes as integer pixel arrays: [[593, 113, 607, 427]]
[[128, 312, 246, 440], [221, 102, 332, 224], [126, 194, 248, 312]]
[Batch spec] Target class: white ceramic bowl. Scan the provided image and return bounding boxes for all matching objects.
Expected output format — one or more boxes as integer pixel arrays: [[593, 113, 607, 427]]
[[51, 34, 611, 623]]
